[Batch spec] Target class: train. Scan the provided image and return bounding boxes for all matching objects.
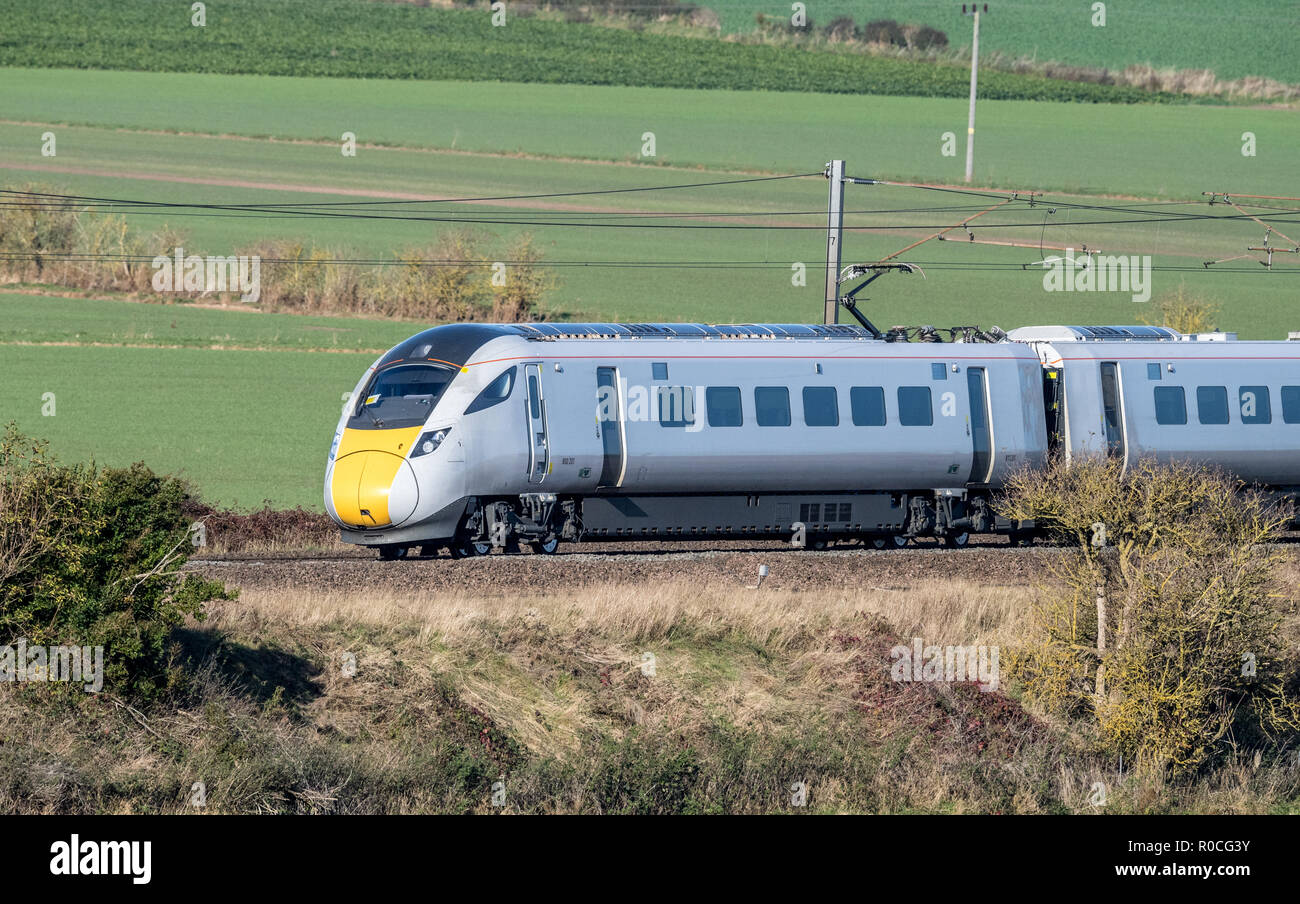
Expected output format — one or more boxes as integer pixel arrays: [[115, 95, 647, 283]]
[[323, 322, 1300, 558]]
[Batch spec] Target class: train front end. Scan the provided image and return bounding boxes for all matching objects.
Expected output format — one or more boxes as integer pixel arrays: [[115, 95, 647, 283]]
[[324, 328, 486, 554]]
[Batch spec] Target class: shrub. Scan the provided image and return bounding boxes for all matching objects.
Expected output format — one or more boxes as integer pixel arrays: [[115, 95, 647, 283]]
[[822, 16, 857, 43], [0, 426, 233, 699], [862, 19, 906, 47], [1142, 283, 1221, 334], [1001, 456, 1300, 774], [910, 26, 949, 50]]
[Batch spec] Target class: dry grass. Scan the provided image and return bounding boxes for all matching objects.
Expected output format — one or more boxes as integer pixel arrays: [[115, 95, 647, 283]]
[[212, 578, 1032, 759], [5, 564, 1299, 813]]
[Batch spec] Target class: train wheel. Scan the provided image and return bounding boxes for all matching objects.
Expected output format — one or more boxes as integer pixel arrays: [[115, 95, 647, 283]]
[[941, 532, 970, 548], [449, 538, 491, 559], [871, 535, 909, 550], [378, 544, 409, 561], [808, 538, 829, 551], [530, 535, 560, 555]]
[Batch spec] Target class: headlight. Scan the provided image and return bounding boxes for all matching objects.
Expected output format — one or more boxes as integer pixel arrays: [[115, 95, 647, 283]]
[[410, 428, 451, 458]]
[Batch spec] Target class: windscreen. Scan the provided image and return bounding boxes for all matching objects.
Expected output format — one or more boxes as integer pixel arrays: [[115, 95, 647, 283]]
[[348, 363, 455, 430]]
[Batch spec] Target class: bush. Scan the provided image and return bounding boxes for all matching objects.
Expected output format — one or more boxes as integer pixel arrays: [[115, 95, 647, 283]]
[[862, 19, 906, 47], [822, 16, 857, 43], [1001, 456, 1300, 774], [910, 26, 949, 50], [0, 426, 233, 699], [1142, 283, 1221, 334]]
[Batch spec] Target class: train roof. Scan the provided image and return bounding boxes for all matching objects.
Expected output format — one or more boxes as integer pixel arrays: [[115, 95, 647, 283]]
[[375, 322, 889, 370]]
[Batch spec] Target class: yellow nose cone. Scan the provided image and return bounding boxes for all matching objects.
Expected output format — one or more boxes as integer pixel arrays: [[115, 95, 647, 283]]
[[329, 428, 422, 527]]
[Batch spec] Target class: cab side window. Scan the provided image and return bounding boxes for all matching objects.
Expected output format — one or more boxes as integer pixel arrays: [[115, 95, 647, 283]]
[[464, 367, 516, 414]]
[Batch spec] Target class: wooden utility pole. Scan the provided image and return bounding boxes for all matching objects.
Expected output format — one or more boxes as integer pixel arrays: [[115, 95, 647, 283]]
[[963, 4, 988, 184]]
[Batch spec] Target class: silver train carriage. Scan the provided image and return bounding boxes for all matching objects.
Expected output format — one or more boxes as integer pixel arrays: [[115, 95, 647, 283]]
[[324, 322, 1300, 558]]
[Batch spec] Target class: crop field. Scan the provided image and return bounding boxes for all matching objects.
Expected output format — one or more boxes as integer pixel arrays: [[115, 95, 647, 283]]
[[4, 66, 1298, 509], [0, 292, 413, 352], [2, 15, 1298, 511], [717, 0, 1300, 84], [0, 341, 369, 508], [3, 69, 1292, 198], [0, 0, 1158, 103]]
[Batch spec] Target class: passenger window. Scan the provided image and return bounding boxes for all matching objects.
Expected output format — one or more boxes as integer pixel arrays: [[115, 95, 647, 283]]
[[850, 386, 886, 426], [802, 387, 839, 426], [464, 366, 516, 415], [705, 386, 743, 427], [931, 363, 948, 381], [1282, 386, 1300, 424], [754, 387, 791, 426], [1239, 386, 1271, 424], [897, 386, 933, 426], [1147, 363, 1162, 381], [1153, 386, 1187, 425], [652, 362, 669, 381], [657, 386, 696, 428], [1197, 386, 1229, 425]]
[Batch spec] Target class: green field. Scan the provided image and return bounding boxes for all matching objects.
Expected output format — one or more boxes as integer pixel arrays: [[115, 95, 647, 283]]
[[2, 10, 1297, 510], [2, 70, 1295, 330], [0, 292, 414, 352], [0, 0, 1157, 103], [0, 343, 369, 508], [3, 69, 1290, 197], [717, 1, 1300, 84]]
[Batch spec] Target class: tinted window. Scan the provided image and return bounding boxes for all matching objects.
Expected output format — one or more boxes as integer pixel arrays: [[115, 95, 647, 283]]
[[657, 386, 695, 428], [1147, 362, 1161, 381], [850, 386, 886, 426], [350, 363, 455, 430], [1153, 386, 1187, 425], [1197, 386, 1229, 425], [802, 387, 839, 426], [754, 386, 791, 426], [706, 386, 742, 427], [1282, 386, 1300, 424], [931, 362, 948, 380], [527, 375, 541, 420], [1239, 386, 1271, 424], [464, 366, 516, 415], [897, 386, 933, 426], [652, 362, 668, 381]]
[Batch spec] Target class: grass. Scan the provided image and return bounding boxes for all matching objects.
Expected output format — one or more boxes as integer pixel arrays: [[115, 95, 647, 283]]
[[2, 69, 1298, 508], [3, 69, 1295, 198], [713, 0, 1300, 85], [0, 291, 415, 352], [4, 574, 1297, 813], [0, 344, 369, 508], [0, 0, 1160, 103]]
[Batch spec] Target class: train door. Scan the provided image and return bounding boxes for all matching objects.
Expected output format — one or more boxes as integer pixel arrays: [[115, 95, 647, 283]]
[[524, 363, 549, 483], [966, 367, 994, 484], [1099, 361, 1126, 461], [596, 366, 626, 488]]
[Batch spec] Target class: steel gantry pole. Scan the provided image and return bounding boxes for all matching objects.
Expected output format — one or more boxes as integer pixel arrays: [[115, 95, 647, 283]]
[[823, 159, 845, 324]]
